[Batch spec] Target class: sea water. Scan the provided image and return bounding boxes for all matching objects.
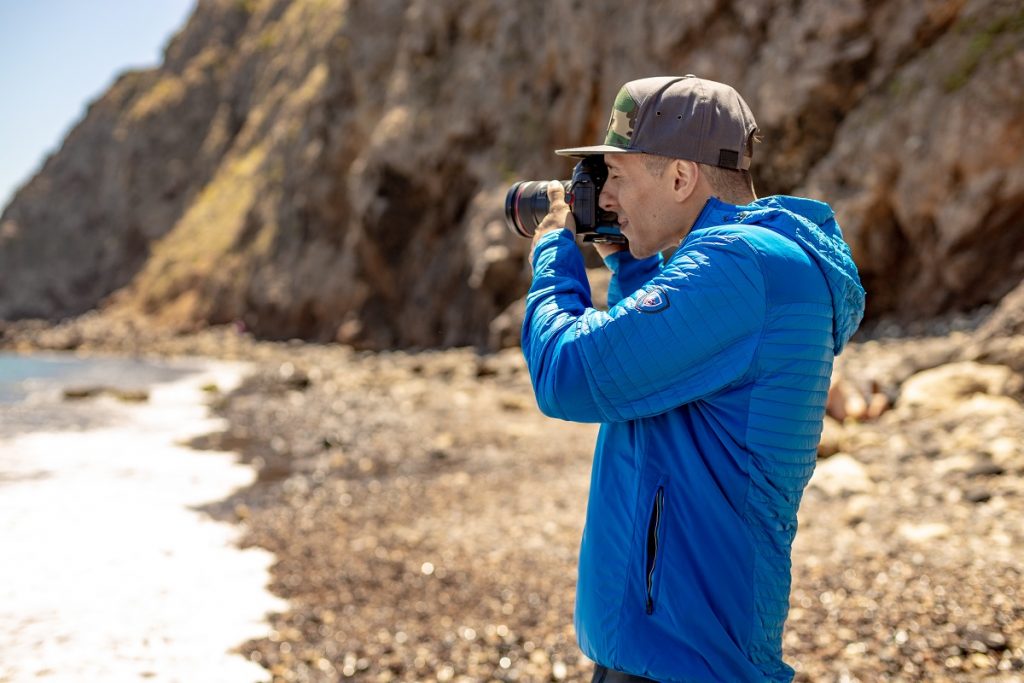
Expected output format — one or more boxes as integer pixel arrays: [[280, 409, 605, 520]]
[[0, 352, 285, 682]]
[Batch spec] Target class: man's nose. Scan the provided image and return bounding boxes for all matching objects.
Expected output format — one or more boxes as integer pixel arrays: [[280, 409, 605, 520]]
[[599, 185, 617, 212]]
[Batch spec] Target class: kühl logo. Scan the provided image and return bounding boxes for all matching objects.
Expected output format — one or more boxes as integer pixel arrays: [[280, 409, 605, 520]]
[[636, 286, 669, 313]]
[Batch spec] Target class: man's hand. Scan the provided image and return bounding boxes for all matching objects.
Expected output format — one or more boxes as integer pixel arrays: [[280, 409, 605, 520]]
[[529, 181, 576, 263], [528, 181, 627, 264], [593, 241, 627, 260]]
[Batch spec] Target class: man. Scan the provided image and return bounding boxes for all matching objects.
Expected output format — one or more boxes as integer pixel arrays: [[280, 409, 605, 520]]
[[521, 75, 865, 682]]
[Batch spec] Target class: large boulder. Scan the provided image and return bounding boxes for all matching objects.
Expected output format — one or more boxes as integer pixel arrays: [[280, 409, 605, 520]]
[[898, 361, 1023, 411]]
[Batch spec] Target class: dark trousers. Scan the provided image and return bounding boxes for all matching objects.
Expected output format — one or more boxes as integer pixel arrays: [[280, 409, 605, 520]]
[[591, 664, 660, 682]]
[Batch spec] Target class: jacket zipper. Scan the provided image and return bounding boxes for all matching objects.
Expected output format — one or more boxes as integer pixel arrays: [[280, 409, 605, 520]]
[[645, 486, 665, 615]]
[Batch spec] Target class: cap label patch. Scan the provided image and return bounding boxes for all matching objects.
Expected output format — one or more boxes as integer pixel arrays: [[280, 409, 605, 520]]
[[636, 286, 669, 313], [604, 87, 638, 147]]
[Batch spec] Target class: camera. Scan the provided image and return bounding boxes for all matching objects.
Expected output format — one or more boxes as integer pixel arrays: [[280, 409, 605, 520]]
[[504, 155, 625, 245]]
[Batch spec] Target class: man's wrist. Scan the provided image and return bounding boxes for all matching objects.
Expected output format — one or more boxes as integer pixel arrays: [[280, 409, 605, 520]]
[[531, 227, 579, 270]]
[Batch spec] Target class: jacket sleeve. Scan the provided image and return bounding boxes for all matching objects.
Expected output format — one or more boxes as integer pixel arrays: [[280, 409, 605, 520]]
[[603, 250, 663, 307], [522, 228, 766, 423]]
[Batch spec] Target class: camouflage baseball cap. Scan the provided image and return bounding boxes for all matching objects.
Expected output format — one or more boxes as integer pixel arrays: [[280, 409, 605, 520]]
[[556, 75, 758, 170]]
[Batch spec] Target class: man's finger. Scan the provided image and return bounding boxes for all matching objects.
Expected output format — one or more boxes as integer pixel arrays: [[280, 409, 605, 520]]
[[547, 180, 568, 210], [562, 205, 577, 233]]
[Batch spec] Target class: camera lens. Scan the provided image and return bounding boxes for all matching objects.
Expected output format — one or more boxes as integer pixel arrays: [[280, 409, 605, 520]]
[[504, 181, 551, 239]]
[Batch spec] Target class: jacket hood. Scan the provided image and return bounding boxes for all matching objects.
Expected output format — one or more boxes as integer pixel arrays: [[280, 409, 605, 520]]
[[696, 195, 866, 354]]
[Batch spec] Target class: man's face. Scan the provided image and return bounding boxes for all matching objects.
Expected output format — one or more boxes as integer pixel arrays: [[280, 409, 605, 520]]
[[599, 154, 684, 259]]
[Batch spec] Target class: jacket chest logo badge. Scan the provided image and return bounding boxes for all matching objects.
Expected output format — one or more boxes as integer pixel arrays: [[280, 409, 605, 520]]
[[636, 286, 669, 313]]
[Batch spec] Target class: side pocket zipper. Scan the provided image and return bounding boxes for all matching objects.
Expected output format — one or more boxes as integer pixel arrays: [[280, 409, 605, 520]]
[[645, 486, 665, 615]]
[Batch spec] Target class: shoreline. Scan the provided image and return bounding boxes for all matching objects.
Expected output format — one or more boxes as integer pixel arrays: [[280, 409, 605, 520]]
[[0, 357, 284, 682], [3, 315, 1024, 680]]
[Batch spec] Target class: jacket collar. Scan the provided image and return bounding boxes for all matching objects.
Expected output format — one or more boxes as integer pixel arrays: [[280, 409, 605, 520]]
[[683, 196, 744, 244]]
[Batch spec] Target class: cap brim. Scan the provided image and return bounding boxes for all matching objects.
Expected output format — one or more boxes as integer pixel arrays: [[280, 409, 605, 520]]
[[554, 144, 640, 157]]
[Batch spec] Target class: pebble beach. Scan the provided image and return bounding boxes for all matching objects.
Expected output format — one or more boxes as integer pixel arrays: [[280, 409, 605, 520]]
[[2, 309, 1023, 682]]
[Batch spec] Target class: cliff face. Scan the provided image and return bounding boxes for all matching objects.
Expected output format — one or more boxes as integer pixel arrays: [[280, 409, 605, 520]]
[[1, 0, 1022, 348]]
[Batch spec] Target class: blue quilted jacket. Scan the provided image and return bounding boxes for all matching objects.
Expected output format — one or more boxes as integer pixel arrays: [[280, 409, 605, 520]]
[[522, 195, 865, 682]]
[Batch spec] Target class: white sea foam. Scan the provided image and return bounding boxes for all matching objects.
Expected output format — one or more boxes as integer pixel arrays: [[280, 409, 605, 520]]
[[0, 360, 285, 682]]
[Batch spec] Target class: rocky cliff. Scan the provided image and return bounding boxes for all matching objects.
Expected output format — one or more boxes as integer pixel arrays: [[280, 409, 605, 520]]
[[1, 0, 1022, 348]]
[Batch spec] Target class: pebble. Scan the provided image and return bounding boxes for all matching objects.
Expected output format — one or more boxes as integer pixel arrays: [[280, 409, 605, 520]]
[[966, 461, 1006, 477], [964, 488, 994, 504], [808, 454, 874, 497]]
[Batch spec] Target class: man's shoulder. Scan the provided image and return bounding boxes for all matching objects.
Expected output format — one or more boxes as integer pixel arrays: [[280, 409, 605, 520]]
[[675, 223, 830, 306], [685, 222, 814, 270], [677, 224, 762, 256], [659, 229, 769, 302], [673, 224, 793, 273]]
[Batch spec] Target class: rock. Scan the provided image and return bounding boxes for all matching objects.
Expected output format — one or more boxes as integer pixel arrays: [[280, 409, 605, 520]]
[[948, 394, 1024, 421], [898, 522, 951, 543], [964, 334, 1024, 376], [3, 0, 1024, 348], [934, 454, 977, 477], [897, 362, 1024, 410], [963, 629, 1009, 653], [827, 372, 890, 423], [866, 391, 889, 420], [827, 375, 868, 422], [808, 453, 874, 497], [963, 488, 993, 504], [965, 460, 1005, 477], [62, 387, 104, 400], [976, 278, 1024, 340], [801, 2, 1024, 320], [111, 389, 150, 403], [62, 386, 150, 402], [842, 494, 874, 526], [817, 416, 846, 457], [985, 437, 1019, 467]]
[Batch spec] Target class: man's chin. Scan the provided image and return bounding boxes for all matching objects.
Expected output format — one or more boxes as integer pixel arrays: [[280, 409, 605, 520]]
[[628, 243, 655, 259]]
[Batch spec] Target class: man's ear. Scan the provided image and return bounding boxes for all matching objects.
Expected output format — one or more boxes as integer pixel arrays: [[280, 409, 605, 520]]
[[670, 160, 699, 202]]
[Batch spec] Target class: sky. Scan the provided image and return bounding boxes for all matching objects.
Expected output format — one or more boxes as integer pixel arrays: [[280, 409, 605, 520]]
[[0, 1, 197, 212]]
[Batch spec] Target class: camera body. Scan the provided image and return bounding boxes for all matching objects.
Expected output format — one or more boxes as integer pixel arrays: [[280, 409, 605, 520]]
[[504, 155, 625, 245]]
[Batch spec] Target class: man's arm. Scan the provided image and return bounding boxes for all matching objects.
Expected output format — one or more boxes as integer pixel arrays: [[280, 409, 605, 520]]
[[523, 230, 767, 423]]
